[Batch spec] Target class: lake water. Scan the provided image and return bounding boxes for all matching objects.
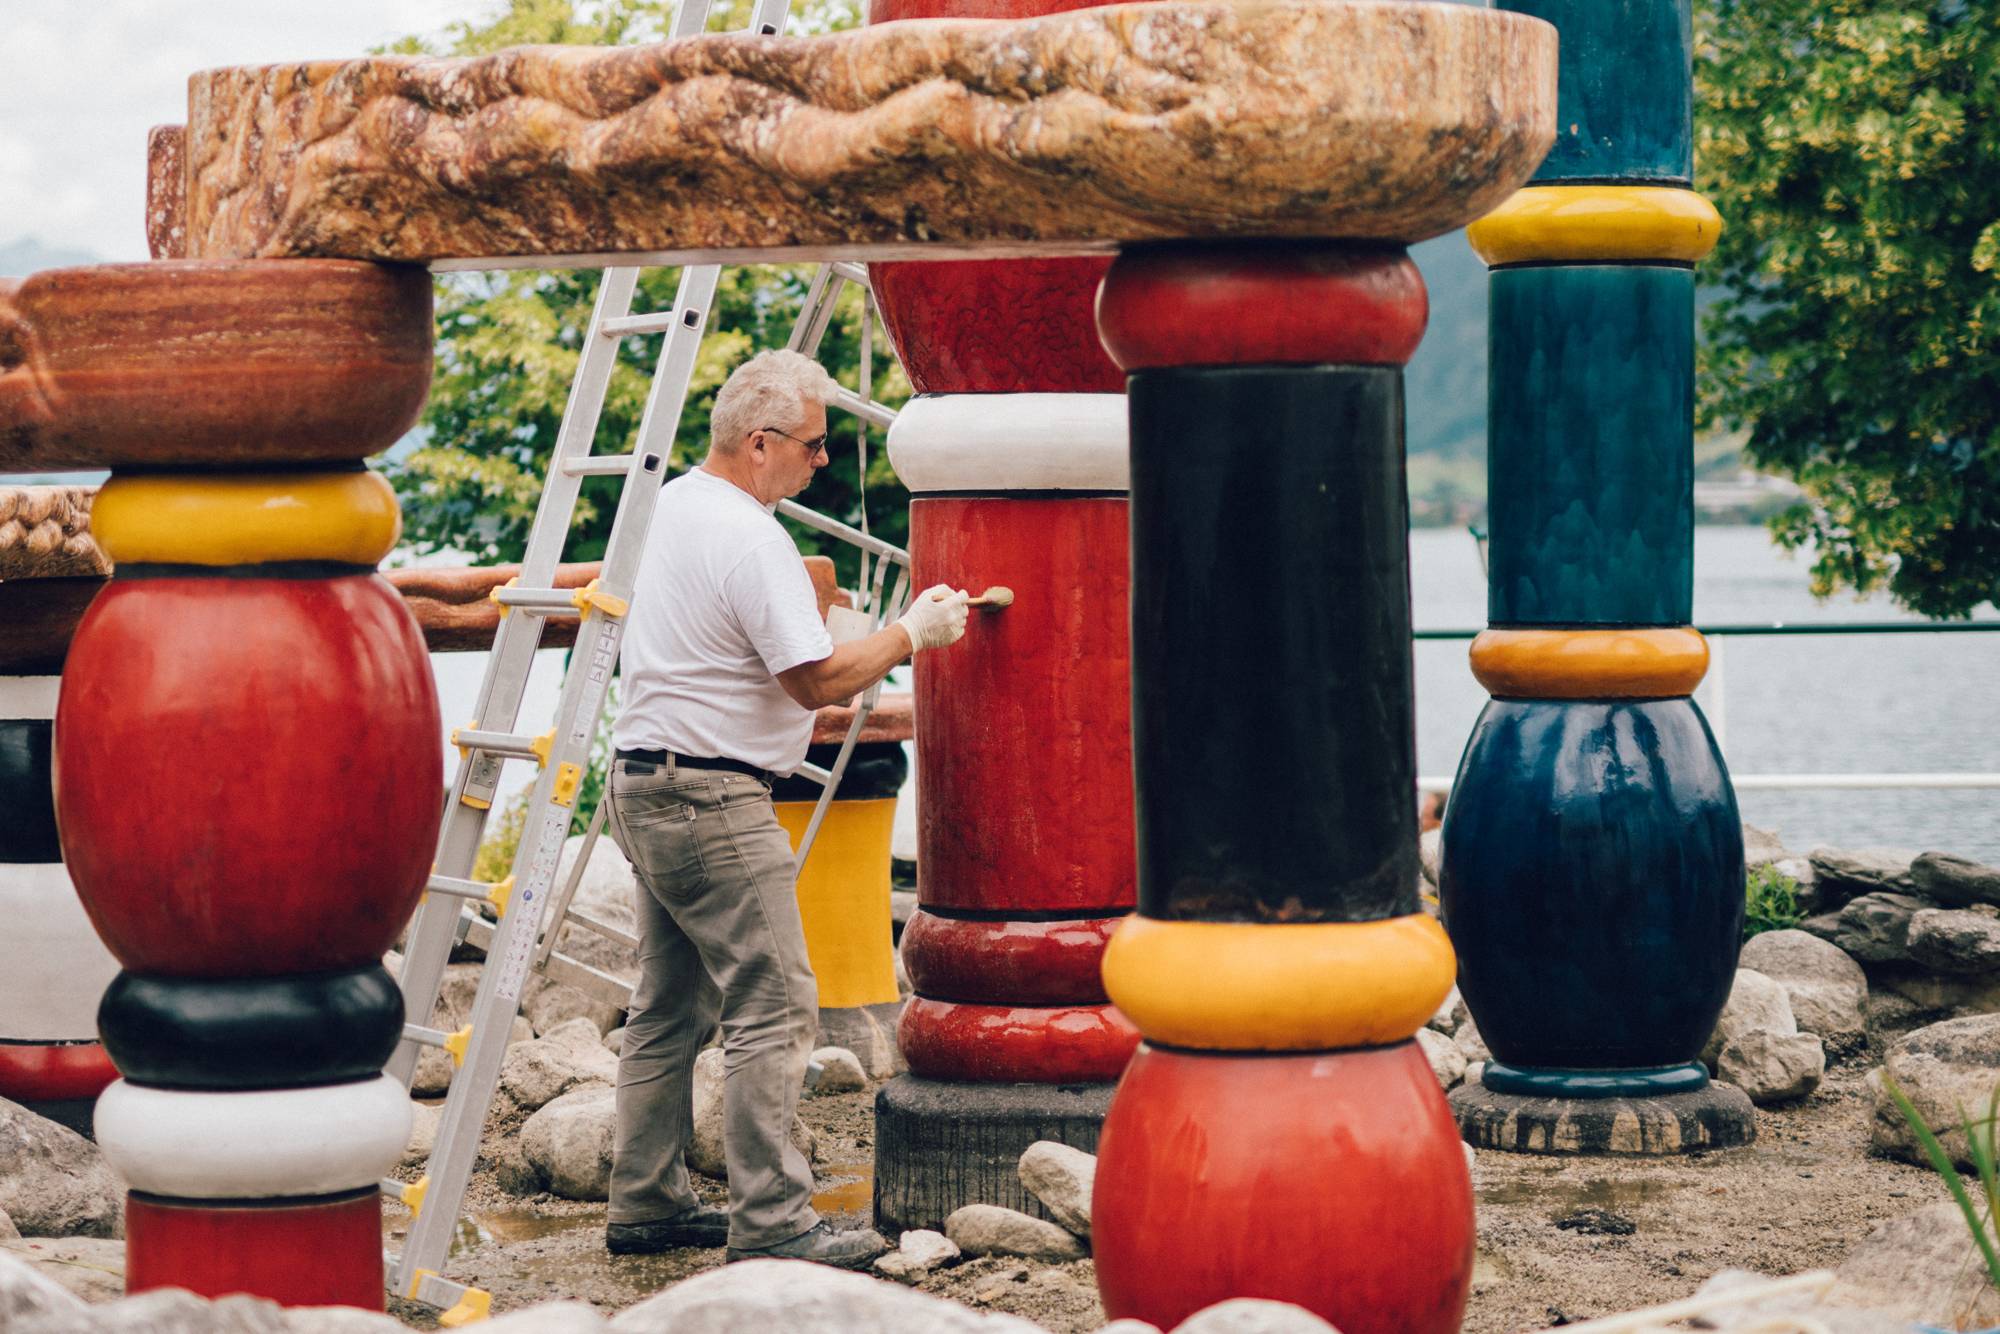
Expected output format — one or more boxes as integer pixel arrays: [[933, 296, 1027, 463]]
[[1413, 525, 2000, 864], [436, 524, 2000, 869]]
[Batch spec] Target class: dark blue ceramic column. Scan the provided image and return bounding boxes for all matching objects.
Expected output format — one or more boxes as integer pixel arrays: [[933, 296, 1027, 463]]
[[1439, 0, 1755, 1153]]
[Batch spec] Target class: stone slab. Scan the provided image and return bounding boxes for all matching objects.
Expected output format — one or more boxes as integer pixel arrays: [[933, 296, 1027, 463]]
[[1450, 1077, 1756, 1156], [176, 1, 1556, 266], [0, 261, 431, 471], [146, 125, 187, 260], [874, 1075, 1112, 1233]]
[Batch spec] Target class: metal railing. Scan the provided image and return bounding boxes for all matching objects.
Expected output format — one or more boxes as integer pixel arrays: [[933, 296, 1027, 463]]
[[1413, 620, 2000, 793]]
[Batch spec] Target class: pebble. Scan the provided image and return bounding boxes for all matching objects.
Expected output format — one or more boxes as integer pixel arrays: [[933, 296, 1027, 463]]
[[1018, 1141, 1096, 1239], [811, 1046, 869, 1094], [1169, 1298, 1341, 1333], [946, 1204, 1087, 1262]]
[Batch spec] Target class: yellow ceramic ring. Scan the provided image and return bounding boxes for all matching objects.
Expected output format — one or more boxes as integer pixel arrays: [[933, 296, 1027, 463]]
[[1101, 913, 1455, 1051], [1468, 186, 1722, 266], [1470, 627, 1708, 699], [92, 470, 402, 567]]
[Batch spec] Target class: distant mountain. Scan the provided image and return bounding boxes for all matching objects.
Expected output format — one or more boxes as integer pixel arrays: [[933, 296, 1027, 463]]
[[0, 236, 98, 278]]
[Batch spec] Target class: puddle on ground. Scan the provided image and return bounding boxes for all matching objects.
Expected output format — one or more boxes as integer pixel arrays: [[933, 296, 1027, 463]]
[[1479, 1174, 1675, 1211], [441, 1208, 604, 1256], [811, 1160, 874, 1219]]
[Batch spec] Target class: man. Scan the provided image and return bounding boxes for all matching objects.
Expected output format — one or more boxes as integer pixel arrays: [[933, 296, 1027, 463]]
[[602, 348, 969, 1269]]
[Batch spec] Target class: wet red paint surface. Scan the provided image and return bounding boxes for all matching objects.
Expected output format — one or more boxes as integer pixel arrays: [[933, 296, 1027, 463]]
[[1094, 1041, 1475, 1334], [911, 496, 1133, 915], [127, 1190, 386, 1309], [870, 258, 1121, 395], [56, 574, 441, 977], [898, 996, 1140, 1083], [901, 909, 1121, 1005], [0, 1041, 117, 1103], [1097, 244, 1430, 371]]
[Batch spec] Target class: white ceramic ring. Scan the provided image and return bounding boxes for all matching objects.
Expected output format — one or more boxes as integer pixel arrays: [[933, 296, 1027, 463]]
[[887, 393, 1129, 493]]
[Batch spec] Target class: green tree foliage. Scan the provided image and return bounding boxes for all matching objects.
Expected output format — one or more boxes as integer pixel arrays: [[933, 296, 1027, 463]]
[[1695, 0, 2000, 616], [384, 0, 910, 583]]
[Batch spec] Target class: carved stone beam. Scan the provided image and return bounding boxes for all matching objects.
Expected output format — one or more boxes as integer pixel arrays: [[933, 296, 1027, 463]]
[[164, 1, 1555, 268]]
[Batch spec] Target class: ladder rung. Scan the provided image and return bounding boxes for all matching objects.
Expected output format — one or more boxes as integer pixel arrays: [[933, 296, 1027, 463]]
[[561, 453, 640, 476], [491, 586, 584, 613], [402, 1024, 450, 1049], [830, 261, 869, 284], [562, 907, 641, 951], [600, 307, 703, 337], [424, 874, 490, 899], [451, 727, 553, 764], [794, 761, 832, 786], [829, 386, 895, 428]]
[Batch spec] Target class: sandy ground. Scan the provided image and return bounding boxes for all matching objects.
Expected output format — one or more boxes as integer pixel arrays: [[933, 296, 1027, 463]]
[[380, 1060, 1945, 1332]]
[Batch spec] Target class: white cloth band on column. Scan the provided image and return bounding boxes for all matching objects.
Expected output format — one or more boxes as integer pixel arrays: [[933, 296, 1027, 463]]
[[0, 676, 60, 719], [887, 393, 1129, 493], [96, 1074, 414, 1198]]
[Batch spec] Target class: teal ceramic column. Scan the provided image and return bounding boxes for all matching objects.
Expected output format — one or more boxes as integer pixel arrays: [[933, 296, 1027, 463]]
[[1439, 0, 1756, 1154]]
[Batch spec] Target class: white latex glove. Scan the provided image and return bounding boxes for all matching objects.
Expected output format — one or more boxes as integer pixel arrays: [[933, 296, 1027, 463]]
[[896, 584, 971, 653]]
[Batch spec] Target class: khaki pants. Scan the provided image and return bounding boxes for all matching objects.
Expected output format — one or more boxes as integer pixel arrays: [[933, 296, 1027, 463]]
[[603, 757, 820, 1250]]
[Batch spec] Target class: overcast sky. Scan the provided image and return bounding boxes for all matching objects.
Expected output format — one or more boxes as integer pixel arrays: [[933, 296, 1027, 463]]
[[1, 1, 495, 265]]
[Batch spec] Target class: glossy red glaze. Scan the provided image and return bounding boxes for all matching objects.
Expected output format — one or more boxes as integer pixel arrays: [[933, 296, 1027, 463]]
[[1097, 244, 1430, 371], [126, 1190, 385, 1308], [912, 497, 1133, 914], [55, 575, 441, 977], [1094, 1042, 1475, 1333], [0, 1042, 118, 1103], [902, 909, 1121, 1005], [898, 997, 1140, 1083], [870, 259, 1122, 395]]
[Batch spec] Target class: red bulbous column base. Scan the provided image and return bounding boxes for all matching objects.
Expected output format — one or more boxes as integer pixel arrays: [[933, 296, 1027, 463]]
[[1094, 1042, 1474, 1334], [898, 997, 1139, 1083], [125, 1190, 386, 1309]]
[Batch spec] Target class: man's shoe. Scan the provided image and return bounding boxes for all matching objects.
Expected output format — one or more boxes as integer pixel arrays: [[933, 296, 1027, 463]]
[[606, 1204, 730, 1254], [725, 1221, 889, 1270]]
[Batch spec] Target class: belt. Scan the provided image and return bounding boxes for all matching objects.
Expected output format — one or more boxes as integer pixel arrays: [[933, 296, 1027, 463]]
[[616, 748, 775, 785]]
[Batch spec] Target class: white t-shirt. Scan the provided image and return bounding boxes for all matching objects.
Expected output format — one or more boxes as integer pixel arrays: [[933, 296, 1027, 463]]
[[612, 467, 833, 773]]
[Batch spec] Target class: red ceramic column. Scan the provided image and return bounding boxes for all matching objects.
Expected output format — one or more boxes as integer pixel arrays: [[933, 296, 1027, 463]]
[[865, 0, 1138, 1222], [11, 260, 438, 1308]]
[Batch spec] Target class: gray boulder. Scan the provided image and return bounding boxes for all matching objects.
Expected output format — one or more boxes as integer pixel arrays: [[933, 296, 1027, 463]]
[[2, 1238, 126, 1304], [0, 1207, 15, 1242], [1738, 929, 1869, 1057], [1019, 1140, 1096, 1239], [1427, 987, 1462, 1036], [1833, 893, 1928, 964], [500, 1016, 619, 1115], [874, 1229, 961, 1282], [1742, 824, 1789, 867], [0, 1100, 121, 1238], [1912, 852, 2000, 909], [810, 1046, 868, 1095], [1171, 1300, 1340, 1333], [1415, 1028, 1466, 1088], [1692, 1268, 1912, 1334], [1700, 969, 1797, 1069], [1811, 847, 1921, 905], [1831, 1202, 2000, 1328], [283, 1307, 411, 1332], [1454, 1017, 1491, 1066], [524, 977, 626, 1040], [609, 1258, 1046, 1332], [521, 1086, 618, 1200], [945, 1204, 1086, 1261], [403, 1100, 441, 1169], [1908, 908, 2000, 974], [1869, 1013, 2000, 1165], [92, 1289, 289, 1331], [0, 1246, 87, 1327], [1718, 1029, 1824, 1105], [687, 1048, 815, 1179], [480, 1300, 613, 1331]]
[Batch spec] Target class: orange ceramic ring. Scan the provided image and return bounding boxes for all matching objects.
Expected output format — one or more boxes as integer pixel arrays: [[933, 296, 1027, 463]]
[[1470, 627, 1708, 699]]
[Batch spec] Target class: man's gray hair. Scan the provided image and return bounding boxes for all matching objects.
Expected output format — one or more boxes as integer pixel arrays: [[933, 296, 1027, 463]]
[[709, 349, 842, 457]]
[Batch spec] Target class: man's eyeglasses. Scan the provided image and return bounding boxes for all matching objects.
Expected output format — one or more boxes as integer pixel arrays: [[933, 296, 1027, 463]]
[[761, 425, 829, 460]]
